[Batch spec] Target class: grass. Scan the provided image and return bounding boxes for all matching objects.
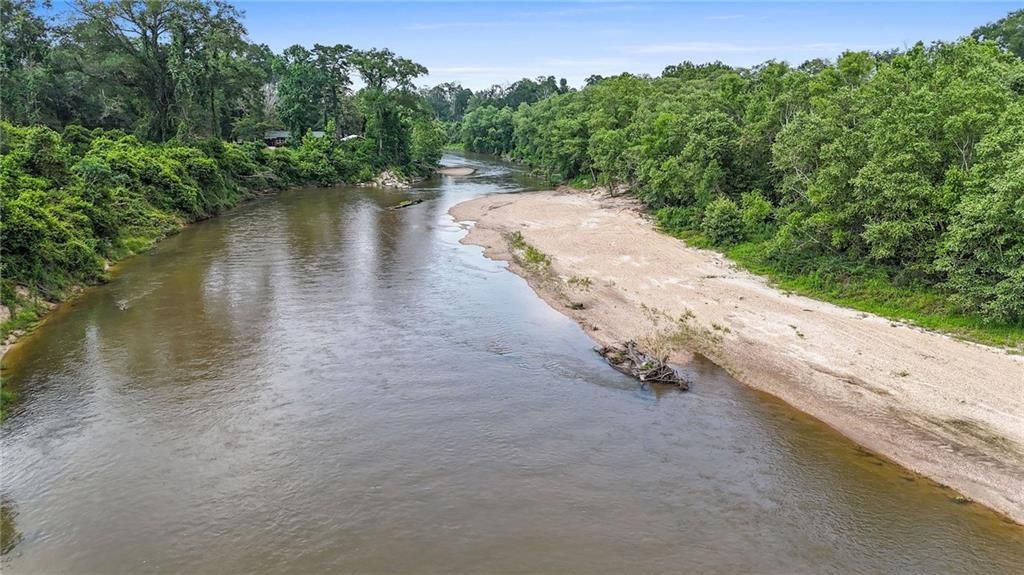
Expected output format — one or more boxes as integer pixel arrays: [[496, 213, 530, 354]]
[[0, 386, 14, 422], [727, 242, 1023, 349], [523, 245, 550, 267], [568, 174, 595, 189], [506, 231, 551, 268], [1, 306, 40, 341], [568, 275, 593, 289], [507, 230, 527, 250]]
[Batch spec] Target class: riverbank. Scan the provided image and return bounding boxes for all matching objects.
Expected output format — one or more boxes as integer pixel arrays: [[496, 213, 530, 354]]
[[0, 163, 428, 419], [450, 188, 1024, 524]]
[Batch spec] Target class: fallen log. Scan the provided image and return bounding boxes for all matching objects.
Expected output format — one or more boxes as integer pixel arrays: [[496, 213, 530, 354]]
[[388, 198, 424, 210], [597, 341, 689, 389]]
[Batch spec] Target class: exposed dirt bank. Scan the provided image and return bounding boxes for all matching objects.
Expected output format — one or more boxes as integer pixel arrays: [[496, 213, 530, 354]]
[[450, 188, 1024, 524]]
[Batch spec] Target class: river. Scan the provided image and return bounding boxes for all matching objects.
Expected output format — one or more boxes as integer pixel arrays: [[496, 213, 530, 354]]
[[1, 153, 1022, 573]]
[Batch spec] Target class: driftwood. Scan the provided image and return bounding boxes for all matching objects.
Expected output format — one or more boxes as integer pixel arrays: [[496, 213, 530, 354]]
[[597, 341, 689, 389], [388, 198, 424, 210]]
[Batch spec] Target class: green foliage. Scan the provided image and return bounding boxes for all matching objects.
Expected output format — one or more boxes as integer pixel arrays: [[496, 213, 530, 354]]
[[701, 197, 744, 245], [421, 82, 473, 122], [467, 75, 570, 110], [654, 206, 699, 234], [459, 105, 515, 155], [0, 1, 444, 174], [523, 245, 550, 267], [726, 242, 1024, 348], [506, 230, 526, 250], [488, 32, 1024, 329], [410, 117, 447, 168], [740, 191, 774, 239], [1, 0, 1020, 338], [973, 9, 1024, 59], [436, 75, 571, 157], [0, 121, 408, 308], [936, 100, 1024, 322]]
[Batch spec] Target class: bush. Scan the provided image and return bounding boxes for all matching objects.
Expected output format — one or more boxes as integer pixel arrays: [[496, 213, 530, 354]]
[[701, 197, 744, 245], [740, 190, 774, 239], [654, 206, 699, 234]]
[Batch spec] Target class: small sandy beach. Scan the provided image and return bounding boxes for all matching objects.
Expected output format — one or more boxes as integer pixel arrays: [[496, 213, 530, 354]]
[[451, 188, 1024, 524], [437, 166, 476, 176]]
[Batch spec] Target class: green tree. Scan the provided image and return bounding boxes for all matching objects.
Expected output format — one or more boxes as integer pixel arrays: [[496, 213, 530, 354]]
[[973, 9, 1024, 58], [351, 48, 429, 166]]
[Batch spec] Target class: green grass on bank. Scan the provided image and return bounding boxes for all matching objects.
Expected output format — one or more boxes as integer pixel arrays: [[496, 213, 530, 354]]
[[661, 229, 1024, 350]]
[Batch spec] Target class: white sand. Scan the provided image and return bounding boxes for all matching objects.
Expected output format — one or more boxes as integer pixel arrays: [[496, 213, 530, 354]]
[[437, 166, 476, 176]]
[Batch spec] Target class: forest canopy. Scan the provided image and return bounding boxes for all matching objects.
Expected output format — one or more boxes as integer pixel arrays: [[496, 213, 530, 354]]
[[443, 12, 1024, 330]]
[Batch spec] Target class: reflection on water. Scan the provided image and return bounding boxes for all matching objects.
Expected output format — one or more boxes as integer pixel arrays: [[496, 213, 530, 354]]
[[1, 153, 1022, 573], [1, 496, 21, 556]]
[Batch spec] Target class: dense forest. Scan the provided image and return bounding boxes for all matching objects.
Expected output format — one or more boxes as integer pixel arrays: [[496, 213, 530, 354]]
[[0, 0, 445, 334], [436, 10, 1024, 340]]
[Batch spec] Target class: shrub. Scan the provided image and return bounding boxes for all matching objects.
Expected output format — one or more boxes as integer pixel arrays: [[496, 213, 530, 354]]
[[654, 206, 699, 234], [701, 197, 744, 245], [740, 190, 774, 239]]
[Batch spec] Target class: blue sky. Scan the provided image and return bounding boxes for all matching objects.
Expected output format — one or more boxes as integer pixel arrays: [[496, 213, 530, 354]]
[[239, 2, 1018, 88]]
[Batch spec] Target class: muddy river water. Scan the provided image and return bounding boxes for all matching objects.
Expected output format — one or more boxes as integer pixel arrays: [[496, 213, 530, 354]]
[[2, 153, 1022, 573]]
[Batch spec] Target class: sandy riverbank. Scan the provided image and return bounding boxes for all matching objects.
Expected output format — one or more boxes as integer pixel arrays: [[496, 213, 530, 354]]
[[450, 188, 1024, 524], [437, 166, 477, 176]]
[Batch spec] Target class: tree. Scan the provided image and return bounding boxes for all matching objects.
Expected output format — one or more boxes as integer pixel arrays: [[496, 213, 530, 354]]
[[973, 9, 1024, 58], [274, 45, 323, 136], [351, 48, 429, 166], [422, 81, 472, 122], [0, 0, 53, 124], [350, 48, 426, 92], [311, 43, 353, 131], [67, 0, 251, 141], [460, 105, 514, 155]]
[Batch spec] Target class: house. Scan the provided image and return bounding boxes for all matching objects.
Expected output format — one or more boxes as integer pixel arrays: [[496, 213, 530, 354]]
[[263, 130, 290, 146], [263, 130, 328, 147]]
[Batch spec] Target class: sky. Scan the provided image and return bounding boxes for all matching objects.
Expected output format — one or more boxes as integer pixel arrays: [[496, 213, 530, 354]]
[[240, 2, 1017, 88]]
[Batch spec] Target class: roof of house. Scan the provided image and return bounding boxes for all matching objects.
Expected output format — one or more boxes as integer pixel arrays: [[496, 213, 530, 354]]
[[264, 130, 329, 140]]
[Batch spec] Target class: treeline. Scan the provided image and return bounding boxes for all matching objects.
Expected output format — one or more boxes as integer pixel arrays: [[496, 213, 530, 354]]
[[0, 0, 446, 333], [1, 0, 444, 166], [444, 13, 1024, 330], [421, 76, 571, 145]]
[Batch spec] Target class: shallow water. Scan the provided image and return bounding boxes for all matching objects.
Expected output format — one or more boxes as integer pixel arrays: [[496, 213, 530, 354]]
[[2, 153, 1022, 574]]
